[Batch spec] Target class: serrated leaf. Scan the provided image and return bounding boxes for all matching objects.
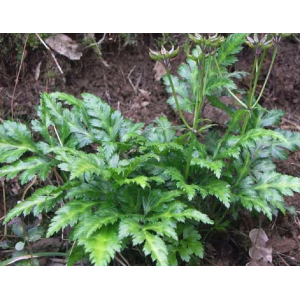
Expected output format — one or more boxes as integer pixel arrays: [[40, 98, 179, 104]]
[[260, 109, 284, 127], [217, 33, 248, 67], [144, 221, 178, 240], [4, 185, 66, 223], [47, 200, 96, 237], [164, 167, 202, 200], [72, 214, 120, 240], [143, 231, 168, 266], [78, 224, 121, 266], [202, 179, 231, 207], [0, 121, 37, 163], [116, 176, 150, 189], [67, 245, 86, 266], [191, 157, 224, 178], [0, 157, 53, 184]]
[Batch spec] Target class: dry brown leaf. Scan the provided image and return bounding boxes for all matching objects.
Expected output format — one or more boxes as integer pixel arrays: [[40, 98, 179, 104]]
[[247, 228, 273, 266], [153, 61, 166, 81], [270, 235, 297, 253], [45, 34, 83, 60], [35, 61, 42, 81], [138, 89, 151, 101]]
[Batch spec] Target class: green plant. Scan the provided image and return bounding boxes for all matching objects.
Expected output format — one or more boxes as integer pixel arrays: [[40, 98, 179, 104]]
[[0, 33, 50, 63], [1, 33, 300, 266]]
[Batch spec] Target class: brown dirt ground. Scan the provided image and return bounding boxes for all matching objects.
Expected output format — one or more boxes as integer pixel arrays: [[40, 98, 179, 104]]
[[1, 34, 300, 266]]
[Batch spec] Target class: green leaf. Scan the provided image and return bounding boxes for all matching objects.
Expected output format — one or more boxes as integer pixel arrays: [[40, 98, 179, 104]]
[[0, 121, 37, 163], [168, 224, 204, 265], [51, 92, 84, 107], [116, 176, 150, 189], [164, 167, 204, 200], [260, 109, 284, 127], [255, 172, 300, 196], [72, 214, 120, 240], [227, 128, 287, 149], [0, 157, 53, 184], [144, 221, 178, 240], [202, 179, 231, 207], [207, 96, 234, 117], [4, 185, 66, 223], [206, 75, 236, 96], [191, 157, 224, 178], [118, 218, 145, 245], [47, 200, 96, 237], [78, 224, 121, 266], [143, 231, 168, 266], [217, 33, 248, 66], [67, 245, 86, 266]]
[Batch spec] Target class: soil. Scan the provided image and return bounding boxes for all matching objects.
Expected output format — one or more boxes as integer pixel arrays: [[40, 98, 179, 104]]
[[1, 34, 300, 266]]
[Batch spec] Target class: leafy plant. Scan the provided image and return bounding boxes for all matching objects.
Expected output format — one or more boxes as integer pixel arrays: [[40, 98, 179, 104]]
[[1, 33, 299, 266]]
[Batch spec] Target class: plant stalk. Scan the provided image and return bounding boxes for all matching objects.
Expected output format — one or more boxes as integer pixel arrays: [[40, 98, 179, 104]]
[[165, 69, 193, 131], [252, 46, 278, 108]]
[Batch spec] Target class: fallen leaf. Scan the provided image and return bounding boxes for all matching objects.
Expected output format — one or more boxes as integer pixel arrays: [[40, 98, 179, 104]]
[[138, 89, 151, 101], [247, 228, 273, 266], [153, 61, 166, 81], [270, 236, 297, 253], [46, 34, 83, 60], [35, 61, 42, 81]]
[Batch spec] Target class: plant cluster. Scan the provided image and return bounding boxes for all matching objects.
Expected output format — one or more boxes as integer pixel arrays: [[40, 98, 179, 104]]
[[1, 33, 300, 266]]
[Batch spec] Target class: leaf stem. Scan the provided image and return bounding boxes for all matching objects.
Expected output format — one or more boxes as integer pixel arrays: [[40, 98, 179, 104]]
[[214, 57, 247, 109], [185, 53, 206, 180], [165, 69, 193, 131], [0, 252, 67, 266], [252, 46, 278, 108]]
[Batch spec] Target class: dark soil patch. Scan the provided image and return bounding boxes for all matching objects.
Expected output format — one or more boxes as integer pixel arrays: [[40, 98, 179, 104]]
[[1, 34, 300, 266]]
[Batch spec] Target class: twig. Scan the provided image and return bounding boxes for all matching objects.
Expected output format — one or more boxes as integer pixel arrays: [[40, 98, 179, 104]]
[[11, 35, 28, 119], [118, 253, 130, 266], [127, 66, 138, 94], [115, 256, 126, 266], [0, 179, 7, 242], [0, 252, 67, 266], [21, 176, 37, 201], [53, 125, 63, 146], [53, 168, 64, 184], [18, 176, 37, 265], [282, 118, 300, 131], [35, 33, 64, 75], [276, 252, 290, 266], [85, 33, 107, 49]]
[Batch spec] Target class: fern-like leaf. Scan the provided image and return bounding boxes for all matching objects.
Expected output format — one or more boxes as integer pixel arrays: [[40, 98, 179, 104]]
[[217, 33, 248, 67], [0, 157, 53, 184], [4, 185, 66, 223], [143, 231, 168, 266], [78, 224, 121, 266], [47, 200, 96, 237], [0, 121, 37, 163]]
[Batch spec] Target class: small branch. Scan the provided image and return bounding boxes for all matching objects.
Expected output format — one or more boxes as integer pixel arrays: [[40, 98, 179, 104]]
[[0, 252, 67, 266], [282, 118, 300, 131], [252, 47, 278, 109], [214, 57, 248, 109], [53, 125, 63, 146], [21, 175, 37, 201], [11, 34, 28, 119], [0, 179, 7, 242], [127, 66, 138, 94], [85, 33, 107, 49], [35, 33, 64, 75], [118, 253, 130, 266]]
